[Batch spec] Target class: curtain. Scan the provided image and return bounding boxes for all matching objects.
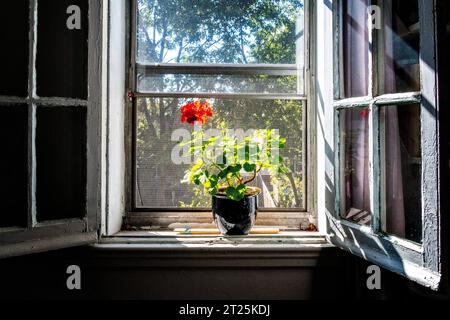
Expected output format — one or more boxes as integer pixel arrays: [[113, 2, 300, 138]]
[[342, 0, 405, 235], [383, 0, 406, 237], [343, 0, 370, 216]]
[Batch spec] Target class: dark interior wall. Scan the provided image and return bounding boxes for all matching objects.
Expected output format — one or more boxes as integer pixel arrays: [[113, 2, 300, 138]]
[[0, 245, 444, 300]]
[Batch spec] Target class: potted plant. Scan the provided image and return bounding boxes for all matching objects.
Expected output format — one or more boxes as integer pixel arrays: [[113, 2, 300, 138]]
[[179, 100, 288, 235]]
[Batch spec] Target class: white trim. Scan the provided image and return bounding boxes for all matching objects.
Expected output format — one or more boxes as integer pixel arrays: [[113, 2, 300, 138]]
[[105, 0, 127, 235], [315, 0, 335, 234]]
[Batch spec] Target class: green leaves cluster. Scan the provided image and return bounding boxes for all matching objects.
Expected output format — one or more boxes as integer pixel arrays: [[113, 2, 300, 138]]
[[182, 129, 289, 201]]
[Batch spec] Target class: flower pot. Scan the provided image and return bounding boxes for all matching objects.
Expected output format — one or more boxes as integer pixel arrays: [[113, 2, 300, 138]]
[[212, 187, 261, 235]]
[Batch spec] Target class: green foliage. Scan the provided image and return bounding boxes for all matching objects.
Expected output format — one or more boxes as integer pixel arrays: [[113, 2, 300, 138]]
[[137, 0, 303, 64], [182, 128, 289, 201], [135, 0, 304, 208]]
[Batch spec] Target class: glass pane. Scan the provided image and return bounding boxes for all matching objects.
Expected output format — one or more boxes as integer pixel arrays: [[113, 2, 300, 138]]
[[137, 73, 298, 94], [36, 0, 88, 98], [36, 107, 86, 221], [381, 0, 420, 94], [0, 105, 28, 228], [135, 98, 303, 209], [380, 104, 422, 243], [0, 1, 29, 97], [136, 0, 304, 64], [341, 0, 370, 98], [339, 108, 371, 225]]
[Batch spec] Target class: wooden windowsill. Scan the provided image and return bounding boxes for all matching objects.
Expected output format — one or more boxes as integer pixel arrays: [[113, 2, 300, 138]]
[[96, 230, 330, 250]]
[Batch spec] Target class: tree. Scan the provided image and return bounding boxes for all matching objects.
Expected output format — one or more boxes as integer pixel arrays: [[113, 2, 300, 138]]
[[135, 0, 304, 208]]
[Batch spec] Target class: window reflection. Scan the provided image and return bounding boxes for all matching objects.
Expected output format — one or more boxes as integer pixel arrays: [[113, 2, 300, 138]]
[[381, 0, 420, 94], [340, 108, 371, 225], [342, 0, 370, 98], [380, 104, 422, 243]]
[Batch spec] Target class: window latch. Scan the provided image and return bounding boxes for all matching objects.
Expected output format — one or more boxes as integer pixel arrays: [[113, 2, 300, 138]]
[[127, 90, 136, 102]]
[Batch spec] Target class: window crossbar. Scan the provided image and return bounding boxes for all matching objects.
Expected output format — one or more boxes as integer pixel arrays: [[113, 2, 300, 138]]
[[136, 63, 299, 76], [333, 92, 422, 109]]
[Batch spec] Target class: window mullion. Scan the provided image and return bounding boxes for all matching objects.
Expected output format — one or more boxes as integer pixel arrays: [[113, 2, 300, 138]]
[[27, 0, 38, 229], [370, 102, 380, 234], [133, 92, 307, 100], [129, 0, 137, 92]]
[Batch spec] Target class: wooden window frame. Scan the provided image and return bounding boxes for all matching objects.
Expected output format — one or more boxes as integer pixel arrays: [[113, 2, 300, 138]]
[[124, 0, 316, 229], [328, 0, 442, 289], [0, 0, 102, 258]]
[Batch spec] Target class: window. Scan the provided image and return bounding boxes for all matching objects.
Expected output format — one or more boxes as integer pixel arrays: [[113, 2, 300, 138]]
[[328, 0, 442, 289], [128, 0, 311, 227], [0, 0, 101, 258]]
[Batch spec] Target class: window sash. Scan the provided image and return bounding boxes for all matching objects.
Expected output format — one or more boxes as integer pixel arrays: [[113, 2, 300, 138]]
[[329, 0, 442, 289], [0, 0, 101, 257], [130, 97, 308, 213], [128, 0, 311, 214]]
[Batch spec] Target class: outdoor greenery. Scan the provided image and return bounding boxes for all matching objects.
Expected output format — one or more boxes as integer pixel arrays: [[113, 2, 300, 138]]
[[135, 0, 304, 208]]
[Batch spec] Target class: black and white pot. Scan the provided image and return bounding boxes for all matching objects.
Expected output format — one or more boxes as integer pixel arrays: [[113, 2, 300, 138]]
[[212, 187, 261, 235]]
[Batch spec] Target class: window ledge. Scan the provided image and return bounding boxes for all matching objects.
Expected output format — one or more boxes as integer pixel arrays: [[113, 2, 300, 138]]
[[95, 231, 331, 250], [90, 232, 338, 267]]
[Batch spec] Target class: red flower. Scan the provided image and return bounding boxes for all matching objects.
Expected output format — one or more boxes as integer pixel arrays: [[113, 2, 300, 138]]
[[180, 100, 213, 125]]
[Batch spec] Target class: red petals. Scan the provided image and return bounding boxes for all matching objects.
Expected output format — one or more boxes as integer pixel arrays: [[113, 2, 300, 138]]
[[180, 100, 213, 125]]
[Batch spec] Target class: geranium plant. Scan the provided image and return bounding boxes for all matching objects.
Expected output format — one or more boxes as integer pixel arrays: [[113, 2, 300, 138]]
[[179, 100, 289, 201]]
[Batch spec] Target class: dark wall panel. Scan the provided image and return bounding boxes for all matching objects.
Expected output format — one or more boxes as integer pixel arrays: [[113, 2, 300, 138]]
[[0, 246, 442, 300], [36, 0, 88, 99], [36, 106, 86, 221], [0, 1, 29, 97], [0, 105, 28, 228]]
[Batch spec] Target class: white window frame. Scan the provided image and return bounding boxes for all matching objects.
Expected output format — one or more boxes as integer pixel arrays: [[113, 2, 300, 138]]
[[123, 0, 316, 230]]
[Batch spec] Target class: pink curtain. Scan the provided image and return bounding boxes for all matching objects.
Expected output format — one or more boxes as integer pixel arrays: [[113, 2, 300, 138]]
[[343, 0, 405, 235], [343, 0, 370, 214], [382, 0, 405, 237]]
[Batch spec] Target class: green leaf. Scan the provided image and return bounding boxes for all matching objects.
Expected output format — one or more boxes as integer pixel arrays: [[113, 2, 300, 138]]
[[243, 162, 256, 172], [225, 186, 243, 201], [209, 175, 219, 187], [218, 168, 229, 179], [229, 164, 242, 173]]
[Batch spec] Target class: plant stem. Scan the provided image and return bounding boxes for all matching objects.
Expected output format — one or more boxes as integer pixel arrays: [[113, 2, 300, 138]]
[[243, 166, 262, 184]]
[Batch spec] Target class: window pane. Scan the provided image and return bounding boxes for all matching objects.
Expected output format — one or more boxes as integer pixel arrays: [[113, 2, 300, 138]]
[[36, 107, 86, 221], [341, 0, 370, 98], [135, 98, 303, 209], [36, 0, 88, 99], [137, 73, 298, 94], [339, 108, 371, 225], [381, 0, 420, 94], [380, 104, 422, 243], [136, 0, 303, 64], [0, 105, 28, 228], [0, 1, 29, 97]]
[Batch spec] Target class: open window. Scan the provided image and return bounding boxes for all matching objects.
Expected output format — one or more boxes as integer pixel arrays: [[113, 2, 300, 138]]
[[125, 0, 314, 230], [325, 0, 443, 289], [0, 0, 102, 258]]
